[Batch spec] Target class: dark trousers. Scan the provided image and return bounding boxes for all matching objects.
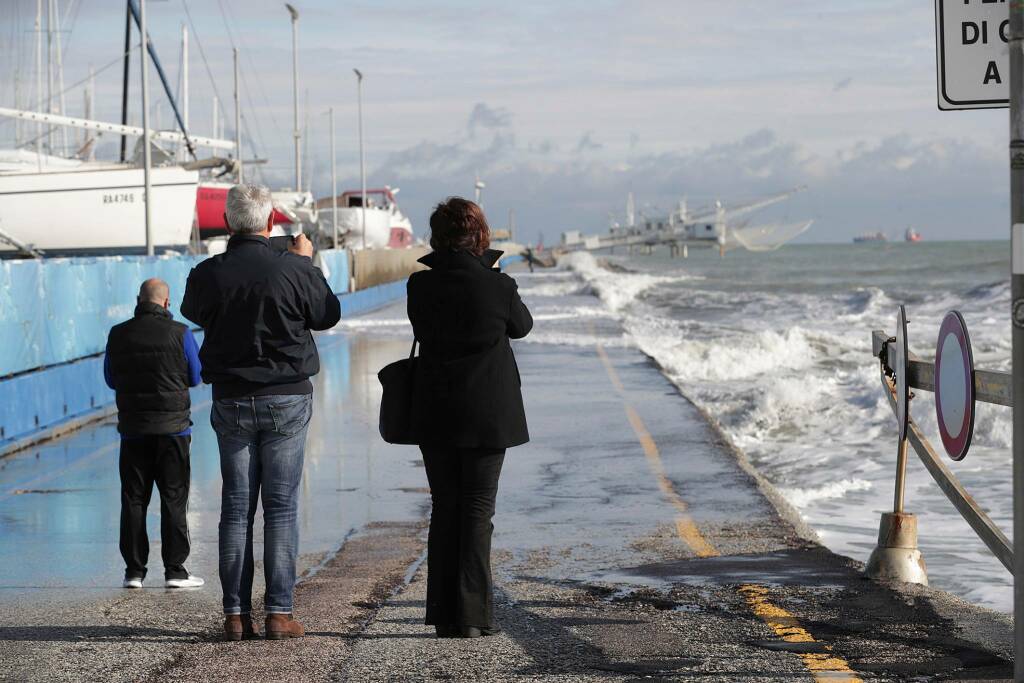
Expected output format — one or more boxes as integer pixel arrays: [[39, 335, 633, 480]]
[[420, 446, 505, 628], [119, 435, 192, 580]]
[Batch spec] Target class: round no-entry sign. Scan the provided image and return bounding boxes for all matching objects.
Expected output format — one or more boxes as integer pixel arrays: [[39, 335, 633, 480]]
[[934, 311, 975, 461], [893, 305, 910, 442]]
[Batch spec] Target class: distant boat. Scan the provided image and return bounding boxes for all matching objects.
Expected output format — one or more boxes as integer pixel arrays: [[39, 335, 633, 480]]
[[905, 227, 923, 242], [315, 187, 414, 249], [853, 231, 887, 243]]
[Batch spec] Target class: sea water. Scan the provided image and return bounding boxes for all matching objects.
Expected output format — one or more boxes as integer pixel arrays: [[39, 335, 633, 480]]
[[513, 241, 1012, 613]]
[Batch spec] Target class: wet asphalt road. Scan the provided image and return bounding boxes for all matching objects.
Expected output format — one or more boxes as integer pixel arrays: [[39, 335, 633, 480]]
[[0, 292, 1016, 681]]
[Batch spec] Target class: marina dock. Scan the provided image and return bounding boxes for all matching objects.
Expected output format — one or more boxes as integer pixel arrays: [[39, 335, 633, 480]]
[[0, 265, 1014, 682]]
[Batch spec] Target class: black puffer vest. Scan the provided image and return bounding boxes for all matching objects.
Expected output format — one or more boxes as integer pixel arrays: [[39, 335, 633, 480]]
[[106, 302, 192, 435]]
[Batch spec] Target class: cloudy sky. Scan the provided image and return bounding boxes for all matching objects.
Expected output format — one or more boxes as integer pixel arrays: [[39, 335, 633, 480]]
[[0, 1, 1011, 244]]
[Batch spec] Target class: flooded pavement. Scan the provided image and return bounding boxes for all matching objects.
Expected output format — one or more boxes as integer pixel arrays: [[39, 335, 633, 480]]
[[0, 269, 1017, 682], [0, 331, 427, 603]]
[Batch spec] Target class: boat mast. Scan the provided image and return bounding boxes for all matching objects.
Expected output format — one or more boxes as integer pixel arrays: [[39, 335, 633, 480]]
[[34, 0, 43, 169], [119, 1, 131, 162], [82, 65, 94, 158], [125, 0, 196, 159], [212, 96, 219, 141], [14, 74, 21, 149], [139, 0, 153, 256], [53, 0, 68, 156], [180, 23, 188, 161], [46, 0, 53, 153]]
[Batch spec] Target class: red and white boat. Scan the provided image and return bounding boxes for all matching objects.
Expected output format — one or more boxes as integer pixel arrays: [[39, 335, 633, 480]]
[[315, 187, 414, 249], [195, 181, 318, 238]]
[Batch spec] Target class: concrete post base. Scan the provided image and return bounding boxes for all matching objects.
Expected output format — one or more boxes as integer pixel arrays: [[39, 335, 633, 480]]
[[865, 512, 928, 585]]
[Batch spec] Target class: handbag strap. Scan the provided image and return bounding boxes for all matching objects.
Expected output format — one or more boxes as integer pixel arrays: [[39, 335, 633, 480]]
[[408, 338, 418, 360]]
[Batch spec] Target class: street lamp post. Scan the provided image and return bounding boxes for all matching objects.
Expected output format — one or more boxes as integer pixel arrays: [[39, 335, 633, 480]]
[[286, 3, 300, 191], [329, 106, 338, 248], [474, 173, 485, 207], [233, 47, 242, 183], [354, 68, 366, 251]]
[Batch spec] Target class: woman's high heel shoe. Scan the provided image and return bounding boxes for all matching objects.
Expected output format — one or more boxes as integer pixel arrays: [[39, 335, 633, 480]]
[[459, 625, 501, 638]]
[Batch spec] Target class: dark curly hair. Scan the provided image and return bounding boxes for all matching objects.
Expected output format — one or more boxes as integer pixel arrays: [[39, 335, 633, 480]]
[[429, 197, 491, 256]]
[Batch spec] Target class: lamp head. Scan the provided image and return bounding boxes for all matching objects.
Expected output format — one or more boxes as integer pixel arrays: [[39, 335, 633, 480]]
[[285, 3, 299, 21]]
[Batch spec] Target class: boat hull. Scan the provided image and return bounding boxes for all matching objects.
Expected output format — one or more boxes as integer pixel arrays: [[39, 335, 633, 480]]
[[319, 206, 413, 249], [0, 165, 198, 254], [196, 183, 311, 236]]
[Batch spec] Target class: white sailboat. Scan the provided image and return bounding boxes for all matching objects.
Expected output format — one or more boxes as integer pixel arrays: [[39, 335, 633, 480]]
[[0, 148, 198, 255], [0, 1, 234, 257]]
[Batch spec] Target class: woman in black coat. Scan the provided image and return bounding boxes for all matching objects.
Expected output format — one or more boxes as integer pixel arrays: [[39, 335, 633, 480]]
[[407, 197, 533, 638]]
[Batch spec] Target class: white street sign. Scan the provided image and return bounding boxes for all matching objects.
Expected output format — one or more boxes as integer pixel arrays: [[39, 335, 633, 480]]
[[935, 0, 1009, 110]]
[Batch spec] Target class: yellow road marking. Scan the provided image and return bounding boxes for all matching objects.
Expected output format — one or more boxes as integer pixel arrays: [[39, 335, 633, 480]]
[[595, 341, 862, 683], [740, 585, 862, 683]]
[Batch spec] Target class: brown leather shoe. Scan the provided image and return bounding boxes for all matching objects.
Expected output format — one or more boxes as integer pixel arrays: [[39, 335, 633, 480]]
[[223, 614, 260, 641], [265, 613, 305, 640]]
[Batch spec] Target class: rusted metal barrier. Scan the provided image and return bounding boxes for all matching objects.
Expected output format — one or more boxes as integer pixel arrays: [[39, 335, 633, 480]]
[[870, 327, 1013, 579]]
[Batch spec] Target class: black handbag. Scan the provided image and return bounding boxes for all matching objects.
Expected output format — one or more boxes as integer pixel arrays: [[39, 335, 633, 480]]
[[378, 339, 419, 444]]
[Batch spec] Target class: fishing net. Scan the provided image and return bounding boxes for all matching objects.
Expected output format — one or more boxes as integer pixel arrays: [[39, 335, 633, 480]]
[[727, 220, 813, 252]]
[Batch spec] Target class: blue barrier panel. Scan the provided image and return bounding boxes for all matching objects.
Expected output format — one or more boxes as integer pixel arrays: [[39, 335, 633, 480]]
[[0, 275, 405, 453], [0, 260, 45, 375], [339, 280, 406, 318], [0, 354, 114, 445], [317, 249, 351, 295], [0, 255, 203, 377]]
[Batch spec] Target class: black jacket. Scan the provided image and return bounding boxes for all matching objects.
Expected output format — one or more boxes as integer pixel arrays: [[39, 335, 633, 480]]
[[407, 249, 533, 448], [181, 234, 341, 399], [105, 302, 192, 435]]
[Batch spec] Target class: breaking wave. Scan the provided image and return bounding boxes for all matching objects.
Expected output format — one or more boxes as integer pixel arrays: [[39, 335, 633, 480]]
[[555, 244, 1013, 612]]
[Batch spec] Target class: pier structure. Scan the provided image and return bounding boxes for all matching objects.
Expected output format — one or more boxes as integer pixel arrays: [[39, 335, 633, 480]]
[[0, 263, 1013, 681], [559, 187, 812, 257]]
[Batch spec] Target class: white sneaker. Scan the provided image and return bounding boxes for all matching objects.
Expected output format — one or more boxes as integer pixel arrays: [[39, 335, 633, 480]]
[[165, 575, 205, 588], [122, 576, 144, 589]]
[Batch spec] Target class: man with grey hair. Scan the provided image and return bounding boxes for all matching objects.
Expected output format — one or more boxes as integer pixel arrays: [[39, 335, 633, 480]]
[[105, 278, 204, 590], [182, 184, 340, 641]]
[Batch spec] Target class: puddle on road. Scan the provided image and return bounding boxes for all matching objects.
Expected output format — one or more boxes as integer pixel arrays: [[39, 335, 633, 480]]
[[588, 548, 853, 593]]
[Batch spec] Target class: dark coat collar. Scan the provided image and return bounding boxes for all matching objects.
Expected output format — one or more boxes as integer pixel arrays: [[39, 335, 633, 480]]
[[135, 301, 172, 319], [417, 249, 503, 270], [227, 233, 270, 249]]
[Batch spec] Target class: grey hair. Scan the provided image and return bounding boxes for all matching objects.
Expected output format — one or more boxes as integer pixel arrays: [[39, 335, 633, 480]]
[[225, 183, 273, 234]]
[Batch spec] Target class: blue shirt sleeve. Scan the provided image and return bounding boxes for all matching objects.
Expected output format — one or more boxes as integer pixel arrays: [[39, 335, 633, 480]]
[[183, 329, 203, 387], [103, 350, 115, 390]]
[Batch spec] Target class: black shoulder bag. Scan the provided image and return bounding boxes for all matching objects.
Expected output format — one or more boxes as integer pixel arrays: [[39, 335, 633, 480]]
[[377, 339, 419, 445]]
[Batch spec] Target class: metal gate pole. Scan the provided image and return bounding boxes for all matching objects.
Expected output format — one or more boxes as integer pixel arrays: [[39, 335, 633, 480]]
[[1009, 3, 1024, 680], [893, 438, 909, 514]]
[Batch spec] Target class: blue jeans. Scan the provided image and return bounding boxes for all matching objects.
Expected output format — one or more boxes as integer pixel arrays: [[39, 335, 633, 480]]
[[211, 394, 312, 616]]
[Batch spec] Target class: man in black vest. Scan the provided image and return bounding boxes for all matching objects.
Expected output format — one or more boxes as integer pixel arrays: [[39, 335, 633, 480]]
[[104, 278, 204, 590]]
